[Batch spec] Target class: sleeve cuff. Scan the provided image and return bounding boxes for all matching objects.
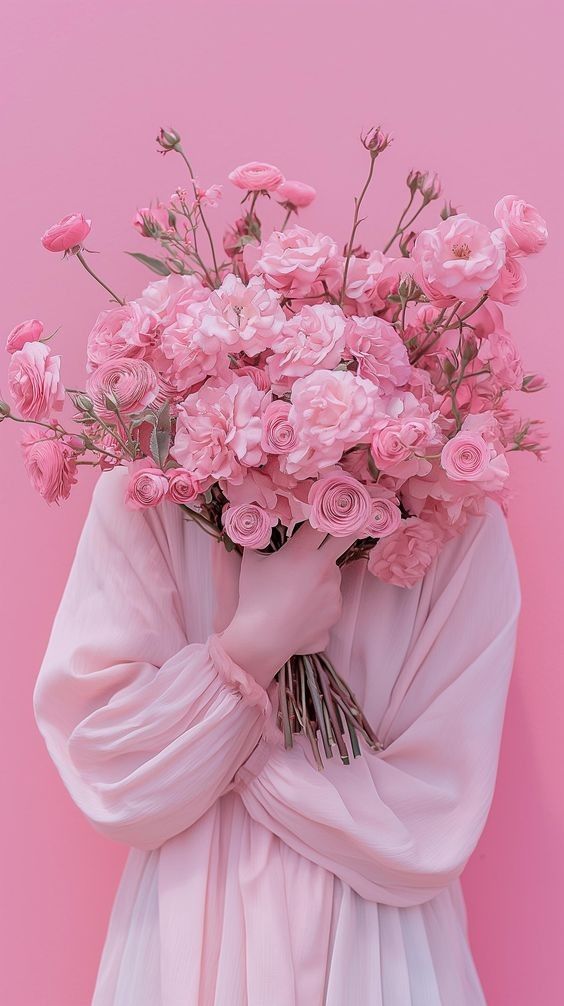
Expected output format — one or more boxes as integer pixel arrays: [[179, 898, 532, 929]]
[[207, 632, 273, 718]]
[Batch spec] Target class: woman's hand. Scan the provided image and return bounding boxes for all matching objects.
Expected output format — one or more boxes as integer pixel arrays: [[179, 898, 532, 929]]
[[218, 524, 357, 690]]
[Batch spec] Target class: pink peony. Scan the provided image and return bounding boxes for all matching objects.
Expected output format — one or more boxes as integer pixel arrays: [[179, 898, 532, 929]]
[[228, 162, 285, 192], [267, 303, 347, 383], [6, 319, 44, 354], [285, 369, 382, 477], [368, 517, 443, 587], [170, 375, 269, 488], [8, 341, 65, 420], [365, 492, 403, 539], [412, 214, 506, 304], [251, 226, 340, 299], [488, 254, 527, 305], [261, 400, 298, 454], [308, 472, 372, 537], [276, 180, 316, 208], [222, 503, 276, 548], [86, 302, 160, 374], [41, 213, 91, 253], [494, 195, 548, 256], [21, 427, 78, 504], [167, 468, 201, 505], [344, 315, 411, 394], [86, 357, 159, 422], [125, 463, 169, 509]]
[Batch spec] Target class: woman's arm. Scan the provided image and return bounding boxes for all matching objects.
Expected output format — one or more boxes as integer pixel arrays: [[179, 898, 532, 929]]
[[235, 501, 521, 907], [32, 467, 277, 852]]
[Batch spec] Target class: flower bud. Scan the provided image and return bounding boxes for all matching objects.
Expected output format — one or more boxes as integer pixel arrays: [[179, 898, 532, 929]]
[[399, 230, 417, 256], [361, 126, 392, 157], [156, 127, 182, 153], [440, 201, 458, 220], [421, 172, 442, 202], [521, 373, 548, 393], [0, 400, 11, 419], [74, 393, 94, 413], [406, 170, 425, 194], [461, 335, 478, 362]]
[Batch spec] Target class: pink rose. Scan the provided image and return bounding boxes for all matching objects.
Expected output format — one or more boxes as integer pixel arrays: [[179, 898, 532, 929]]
[[41, 213, 91, 253], [21, 427, 78, 504], [367, 517, 443, 588], [86, 357, 159, 422], [228, 162, 285, 192], [276, 180, 316, 208], [308, 472, 372, 537], [86, 302, 160, 374], [136, 274, 209, 330], [334, 250, 392, 314], [412, 214, 506, 303], [365, 492, 402, 539], [251, 226, 340, 299], [222, 503, 276, 548], [488, 254, 527, 305], [267, 303, 347, 383], [197, 274, 285, 357], [344, 315, 411, 394], [286, 369, 382, 477], [370, 397, 441, 479], [170, 375, 269, 488], [125, 463, 169, 509], [494, 195, 548, 256], [6, 319, 44, 354], [478, 329, 523, 390], [8, 341, 65, 420], [167, 468, 201, 505], [440, 420, 509, 491], [133, 200, 172, 237], [261, 400, 298, 454]]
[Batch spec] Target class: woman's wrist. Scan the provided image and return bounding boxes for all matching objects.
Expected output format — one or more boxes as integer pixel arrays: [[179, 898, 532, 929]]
[[218, 612, 286, 691]]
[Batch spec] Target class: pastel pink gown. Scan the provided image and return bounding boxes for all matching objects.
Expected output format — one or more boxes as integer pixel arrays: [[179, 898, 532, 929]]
[[33, 465, 521, 1005]]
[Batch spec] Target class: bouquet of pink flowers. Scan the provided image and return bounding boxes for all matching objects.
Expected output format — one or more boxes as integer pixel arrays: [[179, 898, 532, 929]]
[[2, 125, 548, 768]]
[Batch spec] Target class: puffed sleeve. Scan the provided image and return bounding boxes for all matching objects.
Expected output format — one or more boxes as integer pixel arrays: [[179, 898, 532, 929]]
[[32, 467, 277, 852], [235, 500, 521, 906]]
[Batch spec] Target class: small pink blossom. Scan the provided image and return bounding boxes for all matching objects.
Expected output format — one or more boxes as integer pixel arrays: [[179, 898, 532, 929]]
[[344, 315, 411, 393], [267, 303, 347, 383], [41, 213, 91, 253], [167, 468, 201, 505], [261, 400, 298, 454], [21, 427, 78, 504], [228, 162, 285, 192], [308, 472, 372, 537], [488, 254, 527, 305], [6, 319, 44, 354], [251, 226, 340, 299], [222, 503, 276, 548], [412, 214, 506, 304], [86, 357, 159, 422], [132, 200, 172, 236], [494, 195, 548, 256], [8, 341, 65, 420], [276, 180, 316, 208], [196, 184, 223, 208], [125, 463, 169, 509], [221, 459, 312, 535], [368, 516, 443, 587]]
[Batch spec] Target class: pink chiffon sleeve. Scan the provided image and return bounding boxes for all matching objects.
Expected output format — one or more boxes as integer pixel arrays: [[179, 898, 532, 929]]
[[236, 501, 521, 907], [32, 468, 276, 852]]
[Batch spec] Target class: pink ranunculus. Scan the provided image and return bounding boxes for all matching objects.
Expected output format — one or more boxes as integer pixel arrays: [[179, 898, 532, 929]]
[[86, 357, 159, 422], [261, 400, 298, 454], [125, 463, 169, 509], [41, 213, 91, 253], [440, 426, 510, 488], [367, 516, 443, 587], [267, 303, 347, 382], [6, 319, 44, 354], [86, 302, 161, 374], [488, 253, 527, 305], [170, 375, 269, 488], [365, 492, 403, 538], [251, 226, 340, 299], [412, 214, 506, 304], [276, 180, 316, 208], [167, 467, 201, 505], [222, 503, 276, 548], [308, 472, 372, 537], [285, 369, 382, 477], [8, 341, 65, 420], [344, 315, 411, 394], [132, 200, 172, 237], [197, 274, 285, 358], [21, 427, 78, 504], [494, 195, 548, 256], [228, 162, 285, 192]]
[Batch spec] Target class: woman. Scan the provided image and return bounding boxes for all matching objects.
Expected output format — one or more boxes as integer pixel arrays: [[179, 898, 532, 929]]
[[33, 463, 520, 1004]]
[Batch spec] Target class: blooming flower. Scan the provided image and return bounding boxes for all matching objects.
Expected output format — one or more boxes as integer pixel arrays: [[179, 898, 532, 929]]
[[494, 195, 548, 256], [412, 214, 506, 303], [85, 357, 159, 422], [228, 162, 285, 192], [21, 427, 78, 503], [308, 472, 372, 536], [252, 226, 340, 299], [344, 315, 411, 394], [368, 516, 443, 587], [222, 503, 276, 548], [6, 319, 44, 354], [86, 302, 161, 374], [8, 341, 65, 420], [41, 213, 91, 253], [267, 303, 347, 384], [167, 468, 201, 505], [261, 400, 298, 454], [125, 462, 169, 509]]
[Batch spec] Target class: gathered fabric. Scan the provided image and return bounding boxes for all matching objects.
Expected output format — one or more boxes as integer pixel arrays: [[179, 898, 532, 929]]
[[33, 466, 520, 1005]]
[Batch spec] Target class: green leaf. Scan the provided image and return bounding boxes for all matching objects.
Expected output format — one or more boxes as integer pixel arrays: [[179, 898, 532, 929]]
[[125, 252, 171, 276]]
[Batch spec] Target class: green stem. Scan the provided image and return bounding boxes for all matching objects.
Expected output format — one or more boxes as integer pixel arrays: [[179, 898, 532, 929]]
[[340, 154, 378, 306], [177, 148, 221, 281], [75, 251, 125, 306]]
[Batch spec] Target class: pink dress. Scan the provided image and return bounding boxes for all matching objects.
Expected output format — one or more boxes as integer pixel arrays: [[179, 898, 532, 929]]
[[33, 466, 521, 1005]]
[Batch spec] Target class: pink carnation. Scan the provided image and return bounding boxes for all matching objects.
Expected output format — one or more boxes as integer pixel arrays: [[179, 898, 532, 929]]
[[261, 400, 298, 454], [251, 226, 340, 299], [222, 503, 276, 548], [8, 341, 65, 420], [41, 212, 91, 253], [125, 463, 169, 509], [368, 516, 443, 587], [344, 315, 411, 394], [267, 303, 347, 383], [276, 180, 316, 208], [86, 357, 159, 422], [170, 375, 269, 488], [21, 427, 78, 504], [494, 195, 548, 256], [308, 472, 372, 537], [6, 319, 44, 354], [228, 162, 285, 192], [412, 214, 506, 304]]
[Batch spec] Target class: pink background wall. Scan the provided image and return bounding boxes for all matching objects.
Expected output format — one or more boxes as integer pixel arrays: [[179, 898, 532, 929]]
[[1, 1, 562, 1002]]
